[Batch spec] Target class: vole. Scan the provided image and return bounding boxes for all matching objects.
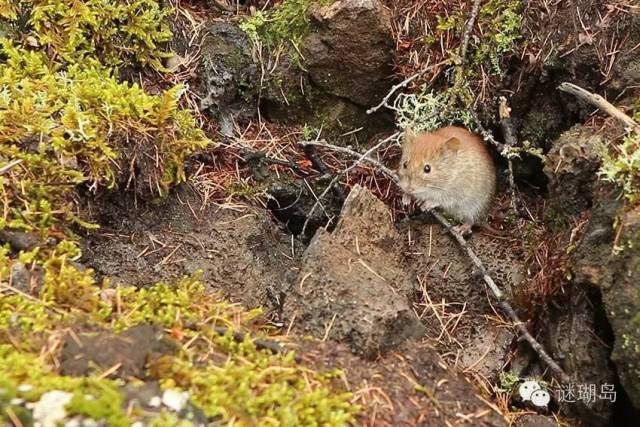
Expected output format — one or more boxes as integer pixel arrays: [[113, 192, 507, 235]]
[[398, 126, 497, 236]]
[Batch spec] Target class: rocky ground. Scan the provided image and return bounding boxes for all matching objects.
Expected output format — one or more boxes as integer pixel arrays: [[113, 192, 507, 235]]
[[2, 0, 640, 426]]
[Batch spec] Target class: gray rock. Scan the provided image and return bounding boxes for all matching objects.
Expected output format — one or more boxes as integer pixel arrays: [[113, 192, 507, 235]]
[[284, 185, 425, 358], [196, 22, 258, 135], [546, 287, 615, 425], [572, 187, 640, 409], [303, 0, 394, 107], [514, 414, 557, 427], [544, 125, 604, 219]]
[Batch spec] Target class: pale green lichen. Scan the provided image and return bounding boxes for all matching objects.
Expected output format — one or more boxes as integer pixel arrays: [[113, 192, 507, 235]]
[[391, 88, 475, 133]]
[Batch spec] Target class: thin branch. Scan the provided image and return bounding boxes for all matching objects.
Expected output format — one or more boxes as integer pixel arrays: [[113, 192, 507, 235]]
[[427, 209, 571, 384], [471, 110, 507, 153], [301, 144, 346, 201], [367, 59, 452, 115], [460, 0, 484, 64], [0, 159, 23, 175], [300, 132, 400, 238], [367, 70, 429, 115], [299, 140, 398, 180], [558, 82, 640, 133], [498, 96, 522, 216]]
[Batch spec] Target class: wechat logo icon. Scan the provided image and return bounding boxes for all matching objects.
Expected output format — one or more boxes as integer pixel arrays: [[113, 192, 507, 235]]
[[519, 380, 551, 407]]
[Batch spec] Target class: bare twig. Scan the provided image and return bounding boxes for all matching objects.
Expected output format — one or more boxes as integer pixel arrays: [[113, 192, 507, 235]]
[[471, 110, 508, 153], [0, 159, 23, 175], [558, 82, 640, 133], [427, 209, 571, 384], [460, 0, 484, 64], [299, 140, 398, 180], [498, 97, 521, 215], [300, 132, 400, 237], [368, 70, 427, 115], [301, 144, 346, 201]]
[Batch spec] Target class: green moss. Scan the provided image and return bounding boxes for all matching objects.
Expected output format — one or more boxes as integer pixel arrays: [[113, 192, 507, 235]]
[[0, 345, 128, 426], [0, 270, 360, 425], [0, 41, 209, 236], [473, 0, 522, 75], [240, 0, 334, 65], [1, 0, 172, 69]]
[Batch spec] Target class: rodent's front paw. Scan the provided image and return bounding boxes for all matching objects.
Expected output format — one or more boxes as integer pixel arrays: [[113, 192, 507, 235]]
[[401, 194, 412, 207], [419, 200, 438, 211]]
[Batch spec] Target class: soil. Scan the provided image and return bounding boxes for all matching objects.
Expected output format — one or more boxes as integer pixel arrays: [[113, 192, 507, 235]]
[[81, 185, 299, 309]]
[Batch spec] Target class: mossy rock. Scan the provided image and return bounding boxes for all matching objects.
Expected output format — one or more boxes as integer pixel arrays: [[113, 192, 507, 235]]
[[543, 125, 604, 221], [571, 189, 640, 409]]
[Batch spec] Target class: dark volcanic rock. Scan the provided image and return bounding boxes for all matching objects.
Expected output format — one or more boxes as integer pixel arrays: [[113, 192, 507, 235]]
[[546, 287, 615, 425], [544, 125, 603, 218], [284, 185, 425, 358], [197, 22, 258, 135], [60, 324, 178, 379], [514, 414, 557, 427], [572, 187, 640, 409], [303, 0, 394, 107], [81, 185, 298, 309]]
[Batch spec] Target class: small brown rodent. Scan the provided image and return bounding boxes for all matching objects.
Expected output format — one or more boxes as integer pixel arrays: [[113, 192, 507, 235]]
[[398, 126, 497, 235]]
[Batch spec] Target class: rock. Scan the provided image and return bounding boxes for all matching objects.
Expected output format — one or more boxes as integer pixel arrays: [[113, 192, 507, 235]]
[[0, 230, 43, 252], [513, 414, 557, 427], [9, 262, 43, 294], [572, 187, 640, 409], [29, 390, 73, 427], [161, 389, 190, 412], [546, 287, 615, 425], [59, 325, 178, 379], [264, 174, 342, 240], [196, 22, 258, 135], [396, 213, 523, 379], [610, 12, 640, 93], [544, 125, 604, 219], [303, 0, 394, 107], [458, 327, 514, 380], [284, 185, 425, 358]]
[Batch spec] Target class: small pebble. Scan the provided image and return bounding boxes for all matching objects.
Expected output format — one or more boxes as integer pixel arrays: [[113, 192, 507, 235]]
[[32, 390, 73, 427], [148, 396, 162, 408], [17, 384, 34, 393], [161, 389, 189, 412]]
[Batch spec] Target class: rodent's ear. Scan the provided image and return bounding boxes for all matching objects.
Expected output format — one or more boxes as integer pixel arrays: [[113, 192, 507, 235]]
[[444, 137, 460, 154], [404, 128, 416, 145]]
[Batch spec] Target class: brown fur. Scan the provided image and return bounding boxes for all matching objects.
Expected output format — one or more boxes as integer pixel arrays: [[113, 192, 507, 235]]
[[398, 126, 496, 226]]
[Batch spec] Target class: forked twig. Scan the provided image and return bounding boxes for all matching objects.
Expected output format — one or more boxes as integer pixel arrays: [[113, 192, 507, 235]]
[[558, 82, 640, 133], [300, 132, 400, 238], [299, 140, 397, 179]]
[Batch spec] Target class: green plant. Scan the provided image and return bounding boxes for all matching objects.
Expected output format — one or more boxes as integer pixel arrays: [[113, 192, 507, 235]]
[[473, 0, 522, 75], [0, 41, 209, 235], [240, 0, 334, 64], [598, 132, 640, 203], [2, 0, 172, 69]]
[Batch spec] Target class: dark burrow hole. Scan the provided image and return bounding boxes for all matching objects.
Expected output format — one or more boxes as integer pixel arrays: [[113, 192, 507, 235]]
[[590, 291, 640, 425], [266, 185, 342, 242]]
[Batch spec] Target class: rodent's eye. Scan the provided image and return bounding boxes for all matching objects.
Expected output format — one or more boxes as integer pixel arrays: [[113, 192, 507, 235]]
[[423, 164, 431, 174], [403, 161, 408, 169]]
